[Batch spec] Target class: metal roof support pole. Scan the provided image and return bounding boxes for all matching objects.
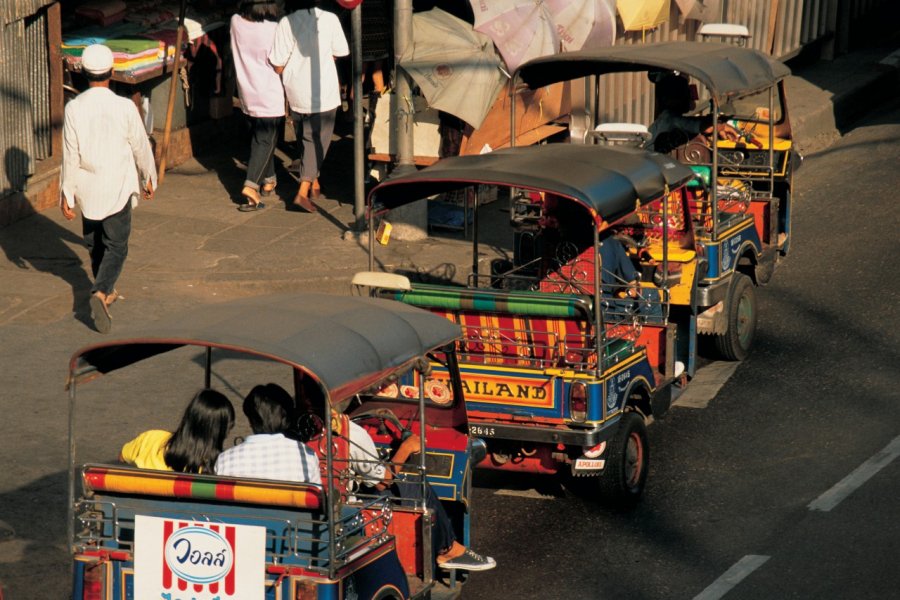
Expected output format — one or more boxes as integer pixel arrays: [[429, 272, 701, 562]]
[[769, 87, 775, 194], [711, 99, 719, 243], [388, 0, 428, 240], [67, 382, 77, 553]]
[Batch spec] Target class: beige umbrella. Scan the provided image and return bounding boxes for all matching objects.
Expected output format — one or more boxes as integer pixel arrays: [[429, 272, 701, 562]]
[[399, 8, 507, 130], [616, 0, 670, 32]]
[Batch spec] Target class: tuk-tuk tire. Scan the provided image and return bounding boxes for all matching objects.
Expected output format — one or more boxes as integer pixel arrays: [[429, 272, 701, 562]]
[[713, 273, 757, 361], [597, 411, 649, 509]]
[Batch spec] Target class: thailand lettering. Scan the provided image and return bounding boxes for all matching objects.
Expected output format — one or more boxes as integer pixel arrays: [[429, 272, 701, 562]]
[[462, 379, 547, 400]]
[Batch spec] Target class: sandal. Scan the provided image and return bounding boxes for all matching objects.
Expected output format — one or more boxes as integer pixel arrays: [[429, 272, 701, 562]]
[[239, 186, 265, 212], [90, 292, 112, 334]]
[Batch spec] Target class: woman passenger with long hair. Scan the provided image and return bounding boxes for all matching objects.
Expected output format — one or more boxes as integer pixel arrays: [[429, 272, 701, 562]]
[[120, 389, 235, 473]]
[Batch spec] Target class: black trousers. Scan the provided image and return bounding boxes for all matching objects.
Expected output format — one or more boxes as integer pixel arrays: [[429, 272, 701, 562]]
[[82, 201, 131, 296]]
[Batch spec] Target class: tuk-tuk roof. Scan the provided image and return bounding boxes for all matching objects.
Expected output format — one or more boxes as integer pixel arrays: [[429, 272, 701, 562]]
[[516, 42, 791, 103], [370, 144, 695, 223], [69, 293, 462, 402]]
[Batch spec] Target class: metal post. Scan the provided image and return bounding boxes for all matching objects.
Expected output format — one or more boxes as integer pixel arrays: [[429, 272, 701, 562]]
[[388, 0, 428, 240], [204, 347, 212, 389], [393, 0, 415, 175], [352, 5, 365, 231]]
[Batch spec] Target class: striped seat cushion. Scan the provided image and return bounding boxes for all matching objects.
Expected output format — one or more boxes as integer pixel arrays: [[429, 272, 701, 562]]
[[82, 465, 324, 511]]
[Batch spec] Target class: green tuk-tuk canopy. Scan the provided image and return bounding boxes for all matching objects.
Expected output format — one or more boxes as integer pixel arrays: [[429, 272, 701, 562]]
[[516, 42, 791, 104], [69, 293, 462, 402], [370, 144, 696, 223]]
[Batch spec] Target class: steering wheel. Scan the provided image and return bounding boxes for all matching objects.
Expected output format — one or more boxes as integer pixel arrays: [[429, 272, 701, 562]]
[[292, 411, 326, 443], [351, 408, 412, 442]]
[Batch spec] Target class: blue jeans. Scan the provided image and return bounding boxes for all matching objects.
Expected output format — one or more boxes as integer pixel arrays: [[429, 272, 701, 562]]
[[82, 201, 131, 296], [244, 116, 282, 190]]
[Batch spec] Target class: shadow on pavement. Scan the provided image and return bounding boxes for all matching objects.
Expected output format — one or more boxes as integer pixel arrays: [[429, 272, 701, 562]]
[[0, 147, 94, 328]]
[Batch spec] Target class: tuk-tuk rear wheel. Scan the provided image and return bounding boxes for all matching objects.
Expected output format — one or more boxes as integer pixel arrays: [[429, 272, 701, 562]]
[[597, 412, 649, 509], [713, 273, 757, 361]]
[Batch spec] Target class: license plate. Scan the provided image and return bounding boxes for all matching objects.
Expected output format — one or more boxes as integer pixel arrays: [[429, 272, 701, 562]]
[[574, 458, 606, 470], [469, 425, 497, 437]]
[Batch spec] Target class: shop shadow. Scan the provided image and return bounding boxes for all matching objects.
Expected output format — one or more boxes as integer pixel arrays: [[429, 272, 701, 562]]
[[0, 147, 94, 327]]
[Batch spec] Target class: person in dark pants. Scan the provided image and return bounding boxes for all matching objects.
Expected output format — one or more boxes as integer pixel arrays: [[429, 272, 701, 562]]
[[231, 0, 285, 211], [60, 44, 156, 333]]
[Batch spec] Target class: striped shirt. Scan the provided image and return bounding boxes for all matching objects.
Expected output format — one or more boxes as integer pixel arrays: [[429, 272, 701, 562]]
[[214, 433, 322, 485], [61, 86, 157, 220]]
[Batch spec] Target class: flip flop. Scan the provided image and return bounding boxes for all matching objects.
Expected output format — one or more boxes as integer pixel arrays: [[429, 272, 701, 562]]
[[238, 201, 265, 212], [90, 293, 112, 334]]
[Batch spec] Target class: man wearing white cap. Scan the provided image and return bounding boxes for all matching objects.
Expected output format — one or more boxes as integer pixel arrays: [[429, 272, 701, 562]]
[[60, 43, 157, 333]]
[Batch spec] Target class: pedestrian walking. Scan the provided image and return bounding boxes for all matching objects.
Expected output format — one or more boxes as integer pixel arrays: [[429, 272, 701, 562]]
[[231, 0, 285, 212], [269, 0, 349, 213], [60, 43, 157, 333]]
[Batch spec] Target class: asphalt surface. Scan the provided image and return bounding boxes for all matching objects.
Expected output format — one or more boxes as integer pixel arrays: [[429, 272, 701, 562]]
[[0, 27, 897, 599]]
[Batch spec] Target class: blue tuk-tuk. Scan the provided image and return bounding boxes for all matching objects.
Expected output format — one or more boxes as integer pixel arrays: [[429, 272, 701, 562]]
[[67, 293, 483, 599]]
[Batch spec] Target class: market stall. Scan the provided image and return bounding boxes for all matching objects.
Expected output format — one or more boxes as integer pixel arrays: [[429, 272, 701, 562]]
[[60, 0, 234, 167]]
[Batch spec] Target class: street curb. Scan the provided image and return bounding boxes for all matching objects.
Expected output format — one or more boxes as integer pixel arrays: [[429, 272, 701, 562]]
[[790, 49, 900, 157]]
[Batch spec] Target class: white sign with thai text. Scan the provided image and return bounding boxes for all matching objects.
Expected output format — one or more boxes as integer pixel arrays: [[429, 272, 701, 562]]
[[134, 516, 265, 600]]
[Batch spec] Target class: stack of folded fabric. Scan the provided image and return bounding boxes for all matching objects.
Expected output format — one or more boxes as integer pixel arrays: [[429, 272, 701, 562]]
[[74, 0, 127, 26], [63, 28, 176, 77]]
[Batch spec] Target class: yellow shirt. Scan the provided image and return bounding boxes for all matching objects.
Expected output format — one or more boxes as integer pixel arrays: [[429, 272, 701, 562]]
[[120, 430, 173, 471]]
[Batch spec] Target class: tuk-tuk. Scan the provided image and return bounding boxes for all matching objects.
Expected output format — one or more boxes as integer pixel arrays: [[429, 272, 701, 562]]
[[67, 293, 482, 599], [361, 143, 710, 506], [515, 42, 796, 352]]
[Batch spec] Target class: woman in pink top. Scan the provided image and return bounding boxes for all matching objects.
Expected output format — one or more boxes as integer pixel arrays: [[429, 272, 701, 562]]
[[231, 1, 285, 211]]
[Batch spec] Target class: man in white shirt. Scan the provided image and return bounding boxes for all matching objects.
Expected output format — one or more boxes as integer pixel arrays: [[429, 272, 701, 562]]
[[268, 1, 349, 212], [216, 383, 322, 485], [60, 44, 157, 333]]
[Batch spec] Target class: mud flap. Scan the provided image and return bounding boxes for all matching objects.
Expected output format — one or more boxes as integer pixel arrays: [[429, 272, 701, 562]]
[[651, 384, 672, 419]]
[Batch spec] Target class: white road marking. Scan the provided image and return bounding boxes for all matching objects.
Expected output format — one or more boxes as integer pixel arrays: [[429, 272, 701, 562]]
[[692, 555, 770, 600], [673, 361, 740, 409], [808, 434, 900, 512], [493, 488, 556, 500]]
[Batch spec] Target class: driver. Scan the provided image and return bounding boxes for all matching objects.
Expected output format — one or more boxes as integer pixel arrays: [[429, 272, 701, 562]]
[[648, 72, 741, 153], [294, 380, 495, 572], [346, 419, 497, 572]]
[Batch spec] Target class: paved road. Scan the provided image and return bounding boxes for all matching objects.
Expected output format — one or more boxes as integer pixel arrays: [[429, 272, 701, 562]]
[[462, 98, 900, 599]]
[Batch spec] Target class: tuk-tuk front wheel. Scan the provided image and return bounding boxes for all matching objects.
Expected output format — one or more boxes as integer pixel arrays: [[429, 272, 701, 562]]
[[713, 273, 757, 361], [598, 412, 649, 509]]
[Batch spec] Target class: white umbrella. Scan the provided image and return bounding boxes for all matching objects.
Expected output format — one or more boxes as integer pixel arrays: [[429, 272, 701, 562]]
[[547, 0, 617, 51], [470, 0, 560, 72], [399, 8, 507, 130]]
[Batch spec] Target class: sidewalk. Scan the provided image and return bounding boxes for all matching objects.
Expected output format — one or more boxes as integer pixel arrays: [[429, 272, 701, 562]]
[[0, 38, 896, 332]]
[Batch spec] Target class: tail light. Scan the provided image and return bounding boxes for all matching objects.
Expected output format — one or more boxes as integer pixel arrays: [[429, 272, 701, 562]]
[[569, 382, 587, 422], [82, 562, 106, 600]]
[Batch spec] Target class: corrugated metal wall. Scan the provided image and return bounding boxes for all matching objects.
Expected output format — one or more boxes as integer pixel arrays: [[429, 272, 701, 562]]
[[596, 0, 889, 128], [1, 1, 53, 195]]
